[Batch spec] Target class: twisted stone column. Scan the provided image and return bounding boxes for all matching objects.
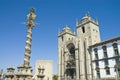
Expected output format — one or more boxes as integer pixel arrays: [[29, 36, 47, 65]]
[[23, 8, 36, 67]]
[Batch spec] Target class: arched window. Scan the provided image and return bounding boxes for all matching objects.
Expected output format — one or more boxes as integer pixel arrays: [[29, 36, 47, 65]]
[[82, 26, 85, 33], [61, 36, 63, 41]]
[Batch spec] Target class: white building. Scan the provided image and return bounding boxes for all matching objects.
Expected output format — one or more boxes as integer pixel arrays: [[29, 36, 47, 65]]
[[34, 60, 53, 80], [89, 37, 120, 79]]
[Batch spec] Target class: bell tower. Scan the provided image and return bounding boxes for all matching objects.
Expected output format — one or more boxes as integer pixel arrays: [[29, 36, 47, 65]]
[[58, 25, 79, 80], [76, 13, 100, 45], [58, 25, 77, 80], [76, 13, 101, 80]]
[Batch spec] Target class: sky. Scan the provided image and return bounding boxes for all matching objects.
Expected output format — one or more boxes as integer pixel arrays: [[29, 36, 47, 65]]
[[0, 0, 120, 74]]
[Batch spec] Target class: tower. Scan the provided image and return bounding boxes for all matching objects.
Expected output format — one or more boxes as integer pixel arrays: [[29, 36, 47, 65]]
[[58, 13, 101, 80], [16, 8, 36, 80], [76, 13, 101, 80], [58, 25, 78, 80]]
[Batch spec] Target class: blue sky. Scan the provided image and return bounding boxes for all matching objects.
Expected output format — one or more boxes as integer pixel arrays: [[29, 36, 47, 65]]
[[0, 0, 120, 74]]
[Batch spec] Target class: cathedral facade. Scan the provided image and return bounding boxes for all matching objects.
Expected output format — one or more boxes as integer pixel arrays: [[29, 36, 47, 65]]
[[58, 14, 101, 80]]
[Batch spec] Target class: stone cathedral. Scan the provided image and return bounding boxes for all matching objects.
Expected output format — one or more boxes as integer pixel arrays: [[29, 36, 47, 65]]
[[58, 14, 101, 80]]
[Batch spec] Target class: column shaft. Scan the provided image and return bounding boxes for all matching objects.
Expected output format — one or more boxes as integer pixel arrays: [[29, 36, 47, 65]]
[[24, 27, 33, 67]]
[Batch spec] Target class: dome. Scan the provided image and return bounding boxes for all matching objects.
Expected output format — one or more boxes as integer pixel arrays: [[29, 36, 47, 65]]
[[58, 25, 75, 36], [82, 15, 89, 20], [63, 25, 71, 31], [81, 13, 91, 22]]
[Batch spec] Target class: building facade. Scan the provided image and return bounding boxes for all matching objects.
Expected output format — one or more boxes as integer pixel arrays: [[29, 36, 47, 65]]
[[34, 60, 53, 80], [58, 13, 101, 80], [89, 37, 120, 79]]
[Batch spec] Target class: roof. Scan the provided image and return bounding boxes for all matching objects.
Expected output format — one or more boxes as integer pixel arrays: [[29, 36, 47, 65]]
[[58, 25, 75, 37], [89, 36, 120, 48], [7, 67, 15, 70], [76, 13, 98, 28]]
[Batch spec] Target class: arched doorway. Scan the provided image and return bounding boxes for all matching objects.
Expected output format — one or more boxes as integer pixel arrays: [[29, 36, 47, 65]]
[[65, 43, 76, 80]]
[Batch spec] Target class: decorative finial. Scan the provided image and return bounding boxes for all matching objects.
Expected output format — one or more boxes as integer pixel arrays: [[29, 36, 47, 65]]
[[26, 8, 36, 27], [58, 27, 60, 35], [30, 8, 35, 13], [76, 18, 78, 26], [96, 17, 99, 25], [87, 11, 90, 17], [73, 27, 76, 35], [27, 8, 36, 20], [66, 24, 68, 27]]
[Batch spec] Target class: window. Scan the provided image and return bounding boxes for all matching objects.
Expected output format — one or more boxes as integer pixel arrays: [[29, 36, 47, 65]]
[[94, 48, 98, 54], [82, 26, 85, 33], [104, 52, 108, 58], [61, 36, 63, 41], [102, 46, 108, 58], [104, 60, 109, 66], [102, 46, 107, 52], [113, 43, 119, 56], [115, 68, 120, 77], [94, 48, 99, 60], [95, 54, 99, 60], [95, 61, 99, 67], [115, 58, 120, 64], [106, 68, 110, 75], [96, 70, 100, 78], [118, 69, 120, 77]]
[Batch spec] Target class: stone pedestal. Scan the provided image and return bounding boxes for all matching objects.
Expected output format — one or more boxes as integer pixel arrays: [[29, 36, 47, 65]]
[[5, 67, 15, 80], [16, 65, 32, 80]]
